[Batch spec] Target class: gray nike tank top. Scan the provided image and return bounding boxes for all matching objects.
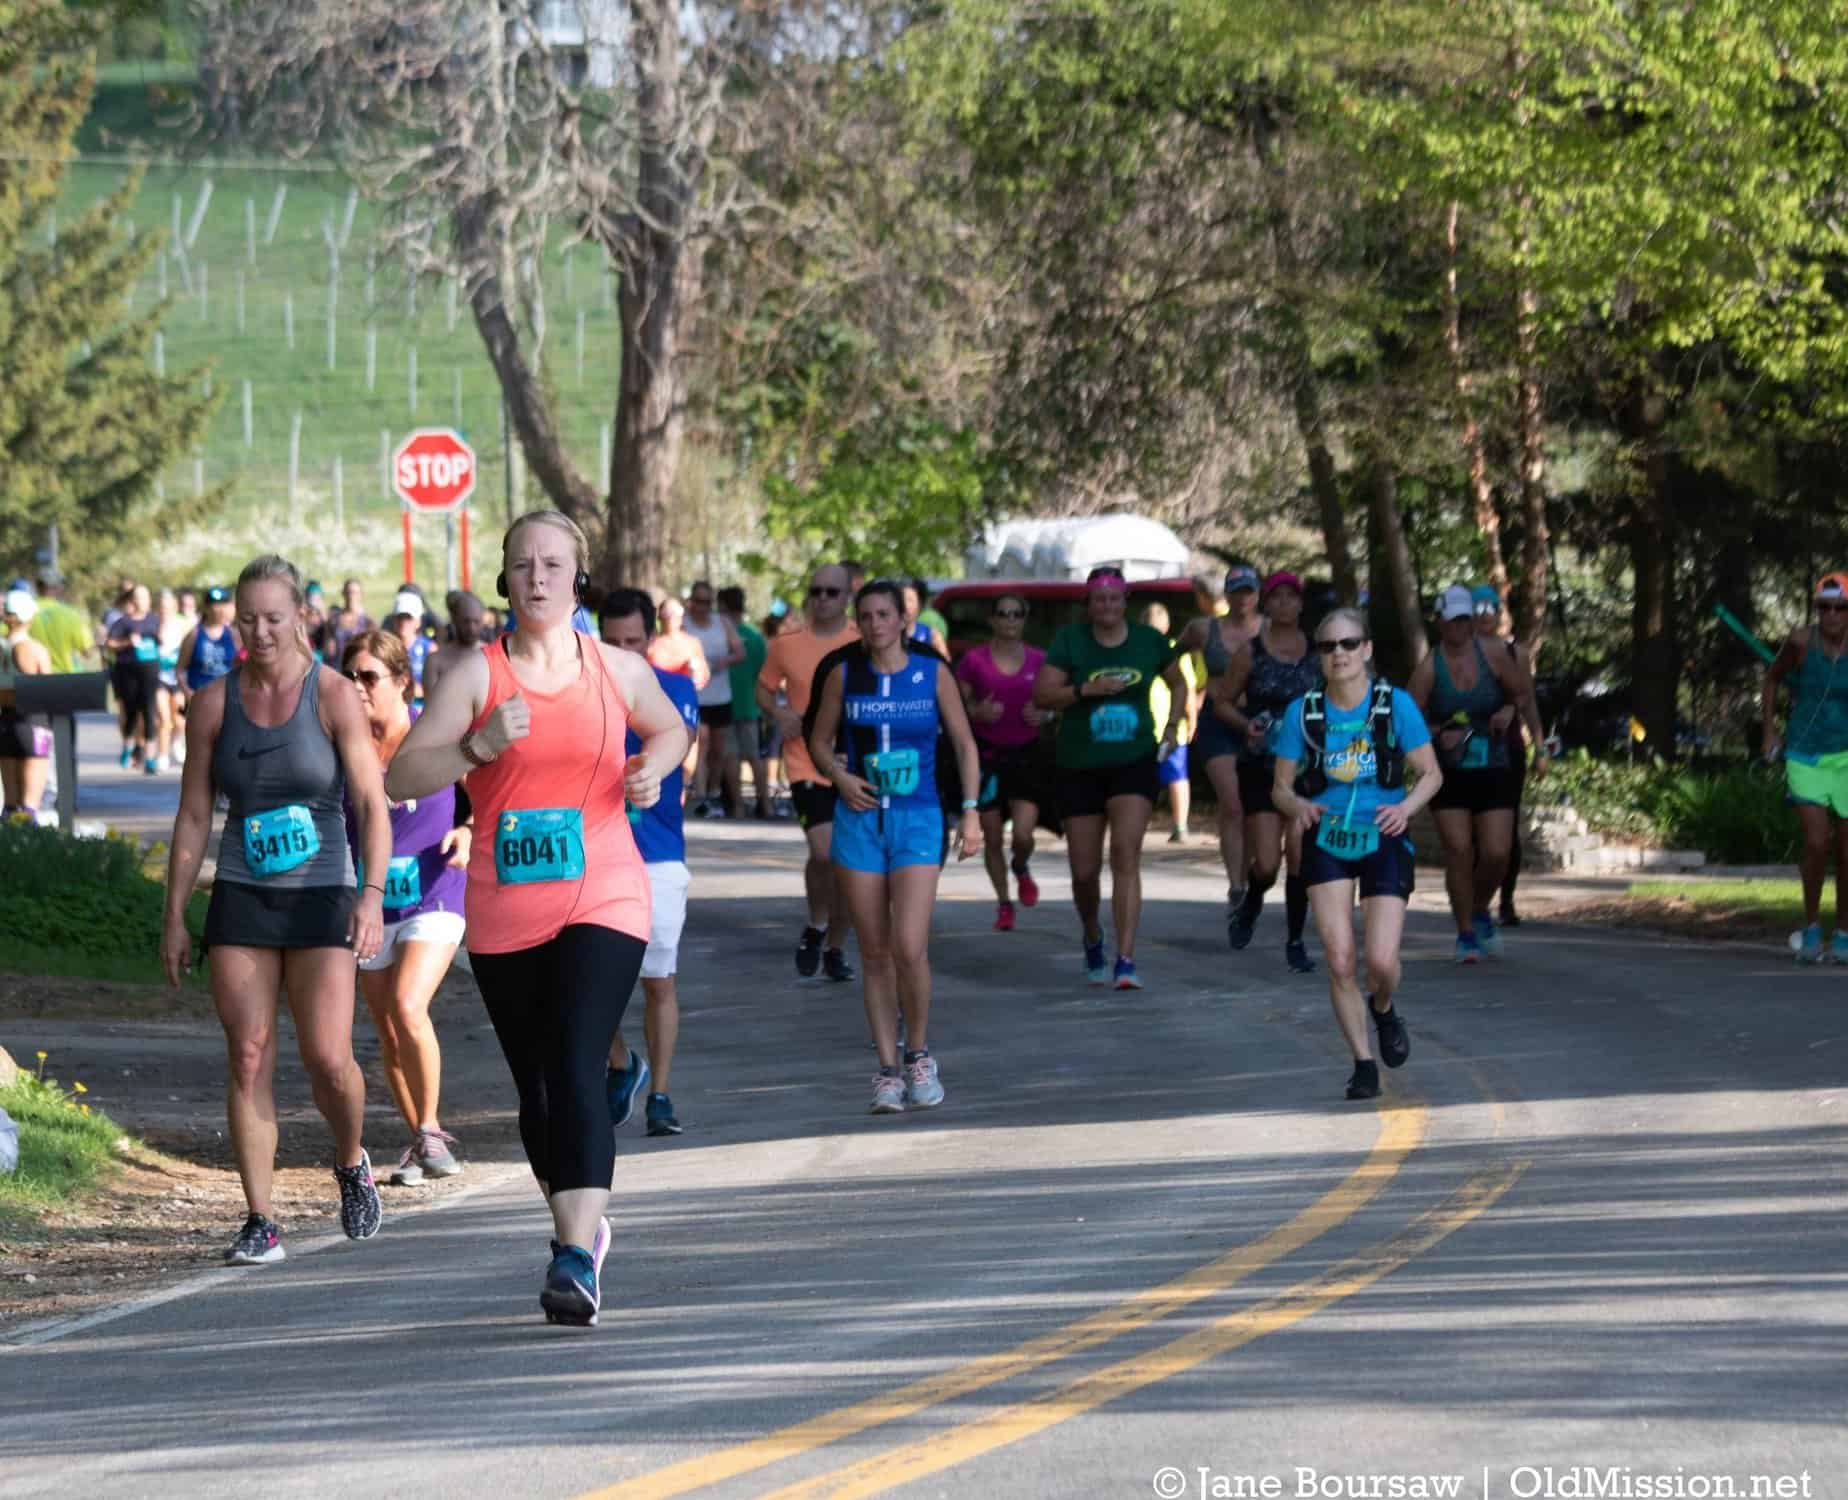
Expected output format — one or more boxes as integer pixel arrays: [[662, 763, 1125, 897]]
[[213, 663, 355, 888]]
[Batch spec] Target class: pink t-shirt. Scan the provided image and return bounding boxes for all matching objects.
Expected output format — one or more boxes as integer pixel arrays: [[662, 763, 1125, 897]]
[[955, 643, 1047, 750]]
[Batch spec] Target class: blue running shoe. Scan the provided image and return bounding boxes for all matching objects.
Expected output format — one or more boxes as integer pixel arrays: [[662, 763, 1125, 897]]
[[541, 1242, 600, 1326], [1796, 923, 1825, 964], [1831, 932, 1848, 966], [605, 1048, 650, 1129], [1471, 911, 1502, 958], [1454, 933, 1482, 965], [1083, 936, 1109, 985], [1113, 956, 1141, 991]]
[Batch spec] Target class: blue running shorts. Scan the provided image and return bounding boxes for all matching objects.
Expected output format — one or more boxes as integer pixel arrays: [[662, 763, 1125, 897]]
[[831, 802, 947, 874]]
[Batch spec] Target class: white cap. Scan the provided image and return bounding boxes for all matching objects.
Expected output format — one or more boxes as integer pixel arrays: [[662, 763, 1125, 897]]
[[1437, 584, 1475, 622], [4, 589, 35, 622], [392, 590, 424, 619]]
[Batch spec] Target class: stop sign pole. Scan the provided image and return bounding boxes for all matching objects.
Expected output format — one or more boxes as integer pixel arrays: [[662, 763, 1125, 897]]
[[392, 428, 478, 590]]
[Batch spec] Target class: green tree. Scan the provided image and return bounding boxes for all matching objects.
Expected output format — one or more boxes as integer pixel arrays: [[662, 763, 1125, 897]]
[[0, 0, 218, 577]]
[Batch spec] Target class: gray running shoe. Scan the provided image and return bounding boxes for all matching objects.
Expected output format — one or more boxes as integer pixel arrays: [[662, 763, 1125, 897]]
[[335, 1150, 383, 1240], [388, 1139, 424, 1187], [415, 1127, 463, 1178], [226, 1213, 285, 1266]]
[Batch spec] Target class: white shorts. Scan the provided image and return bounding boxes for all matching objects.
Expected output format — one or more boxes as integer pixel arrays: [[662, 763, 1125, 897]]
[[358, 908, 467, 972], [641, 860, 690, 979]]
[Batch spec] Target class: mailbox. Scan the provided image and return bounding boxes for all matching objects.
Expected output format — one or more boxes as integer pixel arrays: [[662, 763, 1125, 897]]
[[13, 672, 111, 830]]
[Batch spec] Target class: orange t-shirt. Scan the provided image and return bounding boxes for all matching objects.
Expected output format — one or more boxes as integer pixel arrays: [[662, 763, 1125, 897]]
[[647, 631, 710, 690], [463, 634, 650, 954], [757, 622, 858, 784]]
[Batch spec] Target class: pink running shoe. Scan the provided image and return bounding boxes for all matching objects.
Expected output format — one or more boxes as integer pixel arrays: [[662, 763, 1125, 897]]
[[1015, 864, 1040, 908], [994, 900, 1016, 932]]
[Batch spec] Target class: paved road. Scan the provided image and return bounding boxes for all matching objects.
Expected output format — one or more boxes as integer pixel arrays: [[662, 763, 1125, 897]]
[[3, 811, 1844, 1500]]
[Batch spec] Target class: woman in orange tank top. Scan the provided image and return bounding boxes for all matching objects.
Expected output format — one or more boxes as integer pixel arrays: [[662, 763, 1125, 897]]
[[388, 510, 690, 1328]]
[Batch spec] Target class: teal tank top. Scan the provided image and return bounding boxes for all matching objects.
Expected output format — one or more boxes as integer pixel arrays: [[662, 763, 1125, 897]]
[[1430, 639, 1508, 770], [1787, 630, 1848, 759]]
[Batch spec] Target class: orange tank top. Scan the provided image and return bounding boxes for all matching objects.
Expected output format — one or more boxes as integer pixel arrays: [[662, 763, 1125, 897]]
[[463, 632, 650, 954]]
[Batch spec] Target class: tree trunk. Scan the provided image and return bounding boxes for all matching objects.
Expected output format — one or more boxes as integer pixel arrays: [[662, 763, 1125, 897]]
[[1442, 200, 1510, 616], [1628, 393, 1678, 758], [456, 199, 601, 530], [1507, 38, 1551, 661], [1250, 107, 1358, 604], [1366, 454, 1430, 679]]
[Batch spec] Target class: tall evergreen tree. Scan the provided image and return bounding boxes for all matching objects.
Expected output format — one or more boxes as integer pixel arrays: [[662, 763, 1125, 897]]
[[0, 0, 218, 576]]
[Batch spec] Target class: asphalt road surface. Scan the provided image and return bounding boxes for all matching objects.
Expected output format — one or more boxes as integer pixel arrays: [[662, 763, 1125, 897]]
[[2, 774, 1843, 1500]]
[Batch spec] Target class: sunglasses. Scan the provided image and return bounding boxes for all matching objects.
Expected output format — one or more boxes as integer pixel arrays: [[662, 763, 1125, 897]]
[[808, 585, 843, 598], [344, 668, 390, 688], [1821, 602, 1848, 614], [1316, 636, 1367, 655], [993, 608, 1026, 621]]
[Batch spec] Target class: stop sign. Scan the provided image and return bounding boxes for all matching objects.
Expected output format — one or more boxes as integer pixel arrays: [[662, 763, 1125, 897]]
[[392, 428, 477, 512]]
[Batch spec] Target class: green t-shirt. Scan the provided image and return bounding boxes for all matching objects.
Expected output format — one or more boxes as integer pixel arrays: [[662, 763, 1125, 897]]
[[1047, 622, 1179, 769], [729, 620, 767, 721], [28, 599, 94, 674]]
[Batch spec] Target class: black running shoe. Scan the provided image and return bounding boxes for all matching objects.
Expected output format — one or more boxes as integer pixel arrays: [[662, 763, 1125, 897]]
[[1371, 999, 1410, 1069], [1285, 941, 1316, 974], [225, 1212, 285, 1266], [1345, 1060, 1381, 1100], [1499, 905, 1522, 929], [796, 925, 824, 977], [334, 1151, 383, 1240], [823, 947, 856, 982], [645, 1093, 684, 1137], [1227, 899, 1257, 951]]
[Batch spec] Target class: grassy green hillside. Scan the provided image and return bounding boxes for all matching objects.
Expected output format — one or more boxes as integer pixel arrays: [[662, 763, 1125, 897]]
[[56, 67, 624, 606]]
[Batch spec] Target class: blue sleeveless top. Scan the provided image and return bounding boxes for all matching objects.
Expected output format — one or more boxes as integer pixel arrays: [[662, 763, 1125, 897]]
[[841, 649, 942, 813], [186, 624, 237, 690], [1788, 629, 1848, 759]]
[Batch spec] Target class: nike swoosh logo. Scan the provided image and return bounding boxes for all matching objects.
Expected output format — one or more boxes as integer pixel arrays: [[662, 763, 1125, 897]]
[[235, 744, 287, 760]]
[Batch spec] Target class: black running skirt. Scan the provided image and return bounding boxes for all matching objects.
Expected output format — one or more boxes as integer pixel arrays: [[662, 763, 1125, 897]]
[[204, 882, 357, 951]]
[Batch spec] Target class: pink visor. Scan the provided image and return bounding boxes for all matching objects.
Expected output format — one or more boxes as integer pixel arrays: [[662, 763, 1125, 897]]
[[1086, 570, 1128, 592]]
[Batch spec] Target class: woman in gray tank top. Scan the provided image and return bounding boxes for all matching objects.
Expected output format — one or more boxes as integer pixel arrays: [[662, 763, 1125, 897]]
[[159, 555, 395, 1268]]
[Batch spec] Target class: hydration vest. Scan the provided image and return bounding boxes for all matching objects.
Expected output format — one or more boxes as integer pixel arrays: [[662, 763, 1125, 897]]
[[1295, 680, 1405, 797]]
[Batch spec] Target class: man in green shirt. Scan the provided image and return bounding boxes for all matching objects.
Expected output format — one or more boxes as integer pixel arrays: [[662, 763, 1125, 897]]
[[27, 573, 95, 674], [720, 585, 772, 817]]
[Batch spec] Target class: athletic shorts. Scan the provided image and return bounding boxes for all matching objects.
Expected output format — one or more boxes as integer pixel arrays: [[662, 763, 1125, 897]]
[[1237, 756, 1279, 816], [1194, 712, 1242, 765], [1055, 757, 1159, 820], [204, 882, 357, 951], [0, 711, 50, 760], [1787, 751, 1848, 817], [727, 718, 761, 762], [831, 803, 946, 874], [1301, 834, 1416, 901], [1157, 743, 1189, 787], [358, 908, 466, 972], [791, 778, 837, 830], [641, 860, 690, 978], [976, 744, 1044, 814], [698, 702, 734, 730], [1430, 765, 1521, 814]]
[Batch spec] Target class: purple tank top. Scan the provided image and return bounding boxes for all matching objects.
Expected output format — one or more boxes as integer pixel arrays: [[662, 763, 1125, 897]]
[[345, 758, 466, 921]]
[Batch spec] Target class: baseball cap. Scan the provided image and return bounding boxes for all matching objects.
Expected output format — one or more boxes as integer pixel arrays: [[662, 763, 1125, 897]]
[[1437, 584, 1475, 621], [393, 590, 425, 618], [1224, 565, 1260, 594], [4, 589, 37, 621], [1261, 570, 1303, 599], [1817, 573, 1848, 603], [1470, 584, 1501, 607]]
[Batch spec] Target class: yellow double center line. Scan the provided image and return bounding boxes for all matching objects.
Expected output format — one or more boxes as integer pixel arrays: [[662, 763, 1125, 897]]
[[580, 1101, 1430, 1500]]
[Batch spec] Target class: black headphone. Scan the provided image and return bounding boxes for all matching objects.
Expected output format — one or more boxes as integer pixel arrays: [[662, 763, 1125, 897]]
[[496, 568, 590, 601]]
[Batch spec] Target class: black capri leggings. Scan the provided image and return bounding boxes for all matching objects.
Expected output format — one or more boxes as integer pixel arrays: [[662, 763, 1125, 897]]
[[469, 924, 647, 1194], [116, 659, 160, 740]]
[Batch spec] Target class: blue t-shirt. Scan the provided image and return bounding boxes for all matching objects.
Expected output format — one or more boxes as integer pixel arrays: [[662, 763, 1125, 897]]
[[1273, 684, 1431, 822], [842, 651, 942, 813], [628, 666, 701, 864]]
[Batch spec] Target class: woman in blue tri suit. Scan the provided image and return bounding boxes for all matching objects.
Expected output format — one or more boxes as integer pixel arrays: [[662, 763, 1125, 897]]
[[1272, 608, 1442, 1102], [808, 580, 983, 1116]]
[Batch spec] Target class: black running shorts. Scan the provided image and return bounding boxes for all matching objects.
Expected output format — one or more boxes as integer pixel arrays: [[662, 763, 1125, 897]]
[[1055, 757, 1160, 820], [1301, 834, 1416, 901], [791, 778, 838, 830], [203, 882, 358, 950]]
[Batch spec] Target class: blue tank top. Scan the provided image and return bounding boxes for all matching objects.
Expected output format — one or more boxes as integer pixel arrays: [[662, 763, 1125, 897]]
[[842, 649, 942, 813], [186, 624, 237, 690], [1788, 629, 1848, 759]]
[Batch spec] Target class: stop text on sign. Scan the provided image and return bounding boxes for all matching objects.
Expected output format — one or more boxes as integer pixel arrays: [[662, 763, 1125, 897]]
[[392, 428, 478, 513]]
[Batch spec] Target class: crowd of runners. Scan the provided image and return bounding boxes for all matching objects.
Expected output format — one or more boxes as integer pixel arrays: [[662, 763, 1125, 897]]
[[8, 526, 1840, 1329]]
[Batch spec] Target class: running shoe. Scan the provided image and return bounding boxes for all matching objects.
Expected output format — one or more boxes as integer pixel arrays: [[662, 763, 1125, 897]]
[[1167, 827, 1189, 845], [645, 1093, 683, 1136], [1371, 997, 1410, 1069], [591, 1217, 611, 1283], [1227, 891, 1258, 951], [1083, 936, 1109, 985], [1014, 862, 1039, 908], [118, 747, 133, 770], [1285, 941, 1317, 974], [823, 947, 856, 983], [606, 1048, 651, 1129], [389, 1138, 425, 1187], [1471, 911, 1503, 958], [1113, 956, 1142, 990], [870, 1070, 906, 1114], [415, 1127, 463, 1178], [144, 758, 162, 776], [1498, 903, 1522, 929], [904, 1054, 944, 1109], [1797, 923, 1826, 964], [1832, 932, 1848, 966], [1345, 1060, 1382, 1100], [994, 900, 1016, 932], [225, 1212, 285, 1266], [796, 925, 824, 977], [334, 1151, 383, 1240], [1454, 933, 1483, 965], [541, 1241, 600, 1327]]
